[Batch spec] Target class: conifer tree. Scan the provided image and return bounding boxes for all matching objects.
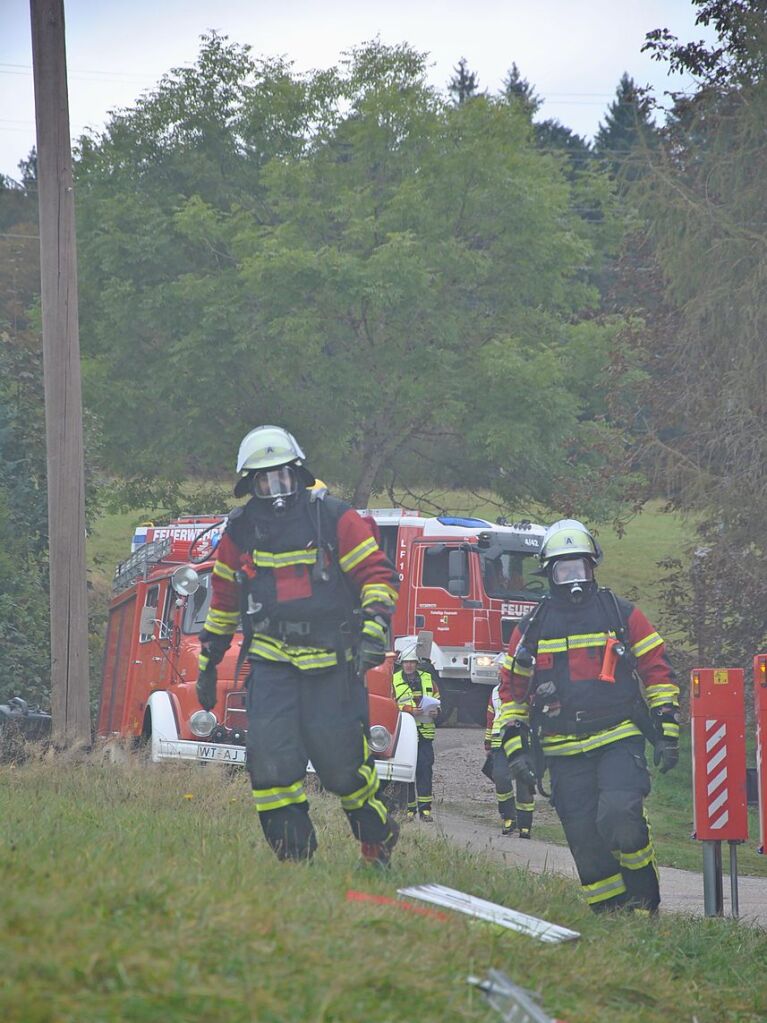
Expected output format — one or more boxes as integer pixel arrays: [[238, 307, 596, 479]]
[[502, 62, 541, 117], [448, 57, 480, 104], [594, 73, 656, 176]]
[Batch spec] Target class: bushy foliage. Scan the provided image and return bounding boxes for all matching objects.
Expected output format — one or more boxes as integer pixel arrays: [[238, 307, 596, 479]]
[[75, 34, 630, 516]]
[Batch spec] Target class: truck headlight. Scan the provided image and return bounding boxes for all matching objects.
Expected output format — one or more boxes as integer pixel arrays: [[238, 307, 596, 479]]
[[369, 724, 391, 753], [474, 655, 495, 668], [189, 710, 217, 737]]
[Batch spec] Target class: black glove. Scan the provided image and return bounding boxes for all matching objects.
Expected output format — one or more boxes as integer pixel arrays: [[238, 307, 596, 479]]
[[356, 636, 387, 678], [196, 663, 218, 711], [508, 750, 537, 787], [653, 737, 679, 774], [481, 752, 495, 781]]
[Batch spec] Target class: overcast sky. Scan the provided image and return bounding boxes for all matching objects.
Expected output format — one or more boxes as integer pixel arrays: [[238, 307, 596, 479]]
[[1, 0, 715, 181]]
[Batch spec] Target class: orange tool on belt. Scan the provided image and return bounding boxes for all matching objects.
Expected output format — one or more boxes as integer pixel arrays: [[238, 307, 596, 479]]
[[598, 637, 626, 683]]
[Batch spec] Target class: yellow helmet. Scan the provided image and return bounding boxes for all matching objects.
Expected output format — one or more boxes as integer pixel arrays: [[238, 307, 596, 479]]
[[539, 518, 602, 567]]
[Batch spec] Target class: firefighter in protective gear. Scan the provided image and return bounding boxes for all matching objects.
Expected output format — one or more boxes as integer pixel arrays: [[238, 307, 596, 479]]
[[393, 648, 440, 822], [499, 518, 680, 913], [485, 682, 534, 837], [196, 426, 400, 867]]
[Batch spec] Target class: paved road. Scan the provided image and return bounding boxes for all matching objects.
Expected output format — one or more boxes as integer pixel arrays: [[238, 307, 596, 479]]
[[432, 728, 767, 927]]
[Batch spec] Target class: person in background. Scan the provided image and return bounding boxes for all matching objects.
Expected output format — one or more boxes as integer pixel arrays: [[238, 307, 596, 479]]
[[393, 648, 440, 821], [484, 680, 534, 837]]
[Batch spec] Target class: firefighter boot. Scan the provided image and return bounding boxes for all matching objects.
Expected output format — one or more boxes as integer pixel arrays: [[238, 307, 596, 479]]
[[419, 808, 434, 823], [360, 818, 400, 870], [502, 818, 516, 836]]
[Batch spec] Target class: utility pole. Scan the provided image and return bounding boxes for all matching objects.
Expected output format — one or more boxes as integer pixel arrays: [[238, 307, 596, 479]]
[[30, 0, 90, 746]]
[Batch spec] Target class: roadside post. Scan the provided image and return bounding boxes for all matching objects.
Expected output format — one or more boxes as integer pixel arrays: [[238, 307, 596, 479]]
[[753, 655, 767, 856], [690, 668, 748, 917]]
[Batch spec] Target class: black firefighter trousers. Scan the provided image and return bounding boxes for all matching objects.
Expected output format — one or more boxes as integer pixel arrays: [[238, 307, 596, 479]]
[[548, 735, 660, 912], [245, 658, 391, 861]]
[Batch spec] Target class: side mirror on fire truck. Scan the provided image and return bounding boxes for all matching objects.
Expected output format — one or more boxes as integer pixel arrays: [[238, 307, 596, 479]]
[[171, 565, 200, 596], [415, 630, 434, 662]]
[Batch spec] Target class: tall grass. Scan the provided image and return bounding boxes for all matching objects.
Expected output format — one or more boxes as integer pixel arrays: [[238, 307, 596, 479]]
[[1, 757, 765, 1023]]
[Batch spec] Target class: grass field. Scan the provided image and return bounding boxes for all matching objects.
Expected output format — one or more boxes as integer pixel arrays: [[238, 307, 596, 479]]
[[2, 757, 766, 1023]]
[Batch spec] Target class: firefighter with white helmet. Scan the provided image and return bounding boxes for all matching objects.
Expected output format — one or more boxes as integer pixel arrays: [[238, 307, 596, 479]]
[[498, 518, 680, 913], [196, 426, 400, 867], [392, 646, 440, 821]]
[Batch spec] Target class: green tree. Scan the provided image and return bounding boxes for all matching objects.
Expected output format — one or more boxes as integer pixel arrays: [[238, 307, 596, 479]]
[[75, 36, 627, 513], [502, 62, 541, 117], [594, 73, 657, 177], [447, 57, 481, 104], [620, 0, 767, 664]]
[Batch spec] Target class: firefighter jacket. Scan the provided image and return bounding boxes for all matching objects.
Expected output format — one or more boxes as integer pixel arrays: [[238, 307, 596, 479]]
[[198, 489, 398, 674], [484, 684, 503, 750], [498, 588, 679, 759], [393, 667, 440, 739]]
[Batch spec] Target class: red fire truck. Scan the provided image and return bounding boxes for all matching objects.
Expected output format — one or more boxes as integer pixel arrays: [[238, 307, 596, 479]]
[[364, 509, 548, 723], [97, 516, 418, 782]]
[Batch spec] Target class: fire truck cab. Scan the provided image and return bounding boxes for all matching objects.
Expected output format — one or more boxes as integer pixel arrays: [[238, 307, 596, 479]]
[[364, 510, 548, 723], [97, 516, 418, 783]]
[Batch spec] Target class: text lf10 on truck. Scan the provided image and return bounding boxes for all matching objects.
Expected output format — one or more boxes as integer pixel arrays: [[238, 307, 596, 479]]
[[97, 516, 418, 783], [363, 510, 548, 724]]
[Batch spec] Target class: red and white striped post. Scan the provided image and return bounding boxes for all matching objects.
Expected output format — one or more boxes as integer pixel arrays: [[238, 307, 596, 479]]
[[753, 655, 767, 857], [690, 668, 748, 917]]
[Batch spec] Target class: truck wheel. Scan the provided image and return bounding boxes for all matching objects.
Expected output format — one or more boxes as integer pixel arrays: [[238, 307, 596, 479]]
[[460, 686, 490, 727], [436, 692, 457, 727]]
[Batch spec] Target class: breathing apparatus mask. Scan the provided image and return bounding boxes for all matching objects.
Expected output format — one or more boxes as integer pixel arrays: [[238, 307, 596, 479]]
[[251, 464, 298, 513], [548, 555, 595, 605]]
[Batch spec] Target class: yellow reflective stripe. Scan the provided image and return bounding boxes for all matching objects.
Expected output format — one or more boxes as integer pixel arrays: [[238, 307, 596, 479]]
[[213, 561, 237, 582], [515, 801, 535, 812], [252, 781, 307, 812], [362, 618, 386, 641], [496, 789, 513, 801], [645, 684, 679, 708], [497, 702, 529, 727], [661, 721, 680, 739], [583, 873, 626, 905], [203, 609, 239, 635], [541, 721, 642, 756], [619, 842, 655, 871], [631, 632, 663, 658], [502, 654, 514, 671], [248, 635, 349, 671], [252, 549, 318, 568], [340, 764, 379, 811], [339, 536, 378, 572], [417, 795, 432, 804], [512, 660, 534, 677], [538, 638, 568, 654], [360, 582, 398, 607], [198, 653, 210, 670], [503, 734, 523, 757], [567, 632, 613, 650]]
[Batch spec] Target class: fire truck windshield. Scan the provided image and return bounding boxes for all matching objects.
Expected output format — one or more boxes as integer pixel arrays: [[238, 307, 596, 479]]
[[480, 551, 543, 599]]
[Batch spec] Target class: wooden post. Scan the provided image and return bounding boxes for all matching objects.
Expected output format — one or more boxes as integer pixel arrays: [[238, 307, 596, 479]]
[[30, 0, 90, 746]]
